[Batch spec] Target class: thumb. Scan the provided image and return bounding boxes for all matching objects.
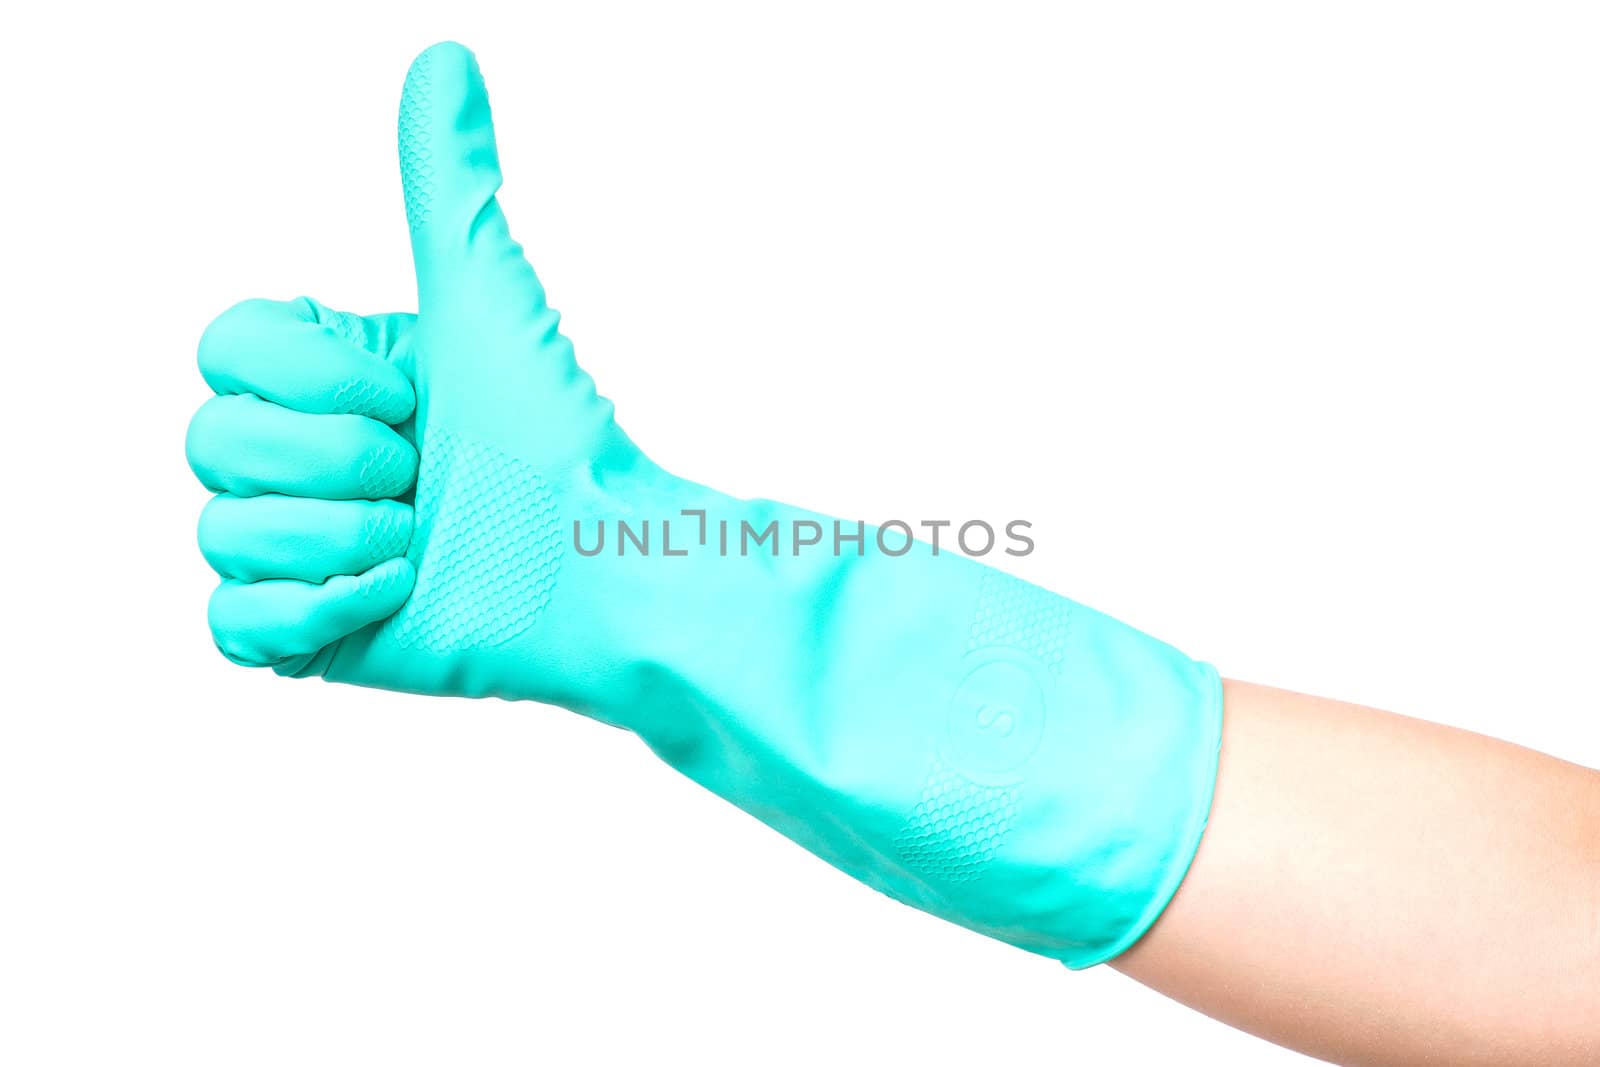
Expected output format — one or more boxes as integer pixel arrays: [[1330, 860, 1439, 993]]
[[398, 42, 547, 324]]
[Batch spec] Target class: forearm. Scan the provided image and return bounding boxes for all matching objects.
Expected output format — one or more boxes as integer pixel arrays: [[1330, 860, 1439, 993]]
[[569, 476, 1221, 964], [1115, 680, 1600, 1066]]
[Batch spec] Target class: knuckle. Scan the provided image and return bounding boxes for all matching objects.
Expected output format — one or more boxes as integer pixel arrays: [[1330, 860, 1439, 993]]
[[207, 587, 263, 666], [196, 494, 228, 551], [195, 495, 249, 571], [184, 398, 229, 480], [208, 582, 310, 668], [197, 298, 267, 376], [185, 394, 256, 466]]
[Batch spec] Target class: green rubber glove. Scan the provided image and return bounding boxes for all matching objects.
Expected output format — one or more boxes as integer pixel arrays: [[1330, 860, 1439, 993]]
[[186, 42, 1222, 968]]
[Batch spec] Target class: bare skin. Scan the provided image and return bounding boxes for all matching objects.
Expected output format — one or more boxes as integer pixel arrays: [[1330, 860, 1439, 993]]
[[1114, 680, 1600, 1065]]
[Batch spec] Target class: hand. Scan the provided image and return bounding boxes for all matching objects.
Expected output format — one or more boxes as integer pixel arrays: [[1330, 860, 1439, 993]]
[[187, 42, 646, 697], [186, 41, 1221, 969]]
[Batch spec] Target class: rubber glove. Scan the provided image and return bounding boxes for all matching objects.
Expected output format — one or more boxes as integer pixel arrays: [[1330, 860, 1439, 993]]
[[186, 42, 1222, 968]]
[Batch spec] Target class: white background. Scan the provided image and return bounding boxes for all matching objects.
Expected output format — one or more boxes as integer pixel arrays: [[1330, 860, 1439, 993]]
[[4, 3, 1598, 1064]]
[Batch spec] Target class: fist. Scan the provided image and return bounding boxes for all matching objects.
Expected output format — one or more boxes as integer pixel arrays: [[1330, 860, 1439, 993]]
[[186, 43, 640, 692], [187, 297, 420, 671]]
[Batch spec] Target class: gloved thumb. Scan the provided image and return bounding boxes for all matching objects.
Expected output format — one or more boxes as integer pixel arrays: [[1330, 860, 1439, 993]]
[[398, 42, 547, 324]]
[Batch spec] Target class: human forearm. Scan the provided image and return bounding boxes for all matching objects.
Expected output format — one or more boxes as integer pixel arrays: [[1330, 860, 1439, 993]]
[[1115, 680, 1600, 1065]]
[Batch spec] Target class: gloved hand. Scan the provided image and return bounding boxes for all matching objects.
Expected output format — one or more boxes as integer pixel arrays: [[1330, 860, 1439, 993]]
[[186, 42, 1222, 968]]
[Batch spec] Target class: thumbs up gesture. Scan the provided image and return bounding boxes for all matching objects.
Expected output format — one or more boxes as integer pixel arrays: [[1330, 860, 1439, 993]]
[[187, 42, 647, 692], [185, 42, 1222, 970]]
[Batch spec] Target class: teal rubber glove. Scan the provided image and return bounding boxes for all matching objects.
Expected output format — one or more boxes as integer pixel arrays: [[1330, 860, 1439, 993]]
[[186, 42, 1222, 968]]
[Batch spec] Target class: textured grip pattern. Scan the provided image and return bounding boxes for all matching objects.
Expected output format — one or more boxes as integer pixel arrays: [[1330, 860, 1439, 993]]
[[398, 52, 434, 233], [967, 570, 1069, 675], [357, 558, 412, 600], [330, 377, 395, 420], [322, 308, 370, 350], [895, 759, 1021, 883], [357, 444, 415, 498], [362, 506, 412, 561], [391, 427, 562, 652], [897, 570, 1071, 884]]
